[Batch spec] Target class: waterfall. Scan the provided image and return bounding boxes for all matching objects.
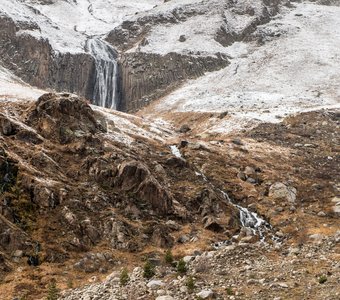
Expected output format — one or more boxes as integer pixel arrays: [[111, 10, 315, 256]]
[[85, 38, 119, 109]]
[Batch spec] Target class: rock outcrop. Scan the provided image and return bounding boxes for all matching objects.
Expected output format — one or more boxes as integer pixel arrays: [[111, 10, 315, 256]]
[[118, 52, 229, 111], [0, 16, 96, 101], [26, 93, 107, 144]]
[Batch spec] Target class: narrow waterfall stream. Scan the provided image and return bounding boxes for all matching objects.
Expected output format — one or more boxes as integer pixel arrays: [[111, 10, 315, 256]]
[[85, 38, 119, 109], [170, 145, 275, 246]]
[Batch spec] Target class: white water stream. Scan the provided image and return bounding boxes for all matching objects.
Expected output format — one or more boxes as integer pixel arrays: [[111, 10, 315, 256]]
[[85, 38, 119, 109], [170, 144, 273, 245]]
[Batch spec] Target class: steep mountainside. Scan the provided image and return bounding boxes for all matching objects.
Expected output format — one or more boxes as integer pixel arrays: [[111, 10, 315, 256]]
[[0, 0, 286, 111], [0, 0, 339, 300]]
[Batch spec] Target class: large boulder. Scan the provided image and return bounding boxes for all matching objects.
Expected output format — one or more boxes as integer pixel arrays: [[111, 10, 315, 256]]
[[26, 93, 107, 144], [269, 182, 297, 204]]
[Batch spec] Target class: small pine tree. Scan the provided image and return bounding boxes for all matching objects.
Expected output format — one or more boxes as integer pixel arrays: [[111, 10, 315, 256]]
[[120, 267, 130, 286], [46, 279, 59, 300], [143, 260, 155, 279], [164, 249, 174, 265], [318, 275, 327, 284], [226, 287, 234, 295], [177, 258, 186, 274], [186, 275, 195, 293]]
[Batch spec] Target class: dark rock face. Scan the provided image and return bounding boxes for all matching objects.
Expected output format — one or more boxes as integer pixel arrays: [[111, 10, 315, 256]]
[[0, 16, 96, 101], [118, 52, 229, 111], [115, 160, 174, 215], [26, 93, 107, 144]]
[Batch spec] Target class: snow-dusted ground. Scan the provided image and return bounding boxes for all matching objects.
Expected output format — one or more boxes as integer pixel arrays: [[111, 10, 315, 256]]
[[0, 0, 159, 53], [138, 0, 267, 56], [0, 66, 45, 101], [150, 3, 340, 133]]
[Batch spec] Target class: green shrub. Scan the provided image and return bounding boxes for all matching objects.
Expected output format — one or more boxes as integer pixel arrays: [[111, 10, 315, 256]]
[[177, 258, 187, 274], [143, 260, 155, 279], [164, 249, 174, 265], [318, 275, 327, 284], [186, 275, 195, 293], [226, 287, 234, 295], [120, 267, 130, 286], [46, 279, 60, 300], [67, 278, 73, 289]]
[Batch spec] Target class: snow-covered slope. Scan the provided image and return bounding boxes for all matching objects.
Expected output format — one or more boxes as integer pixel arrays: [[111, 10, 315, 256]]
[[0, 66, 45, 101], [0, 0, 159, 53], [143, 2, 340, 132]]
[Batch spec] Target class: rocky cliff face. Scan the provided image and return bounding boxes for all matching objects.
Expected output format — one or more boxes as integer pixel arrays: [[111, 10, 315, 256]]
[[0, 0, 287, 112], [0, 15, 96, 101], [119, 52, 229, 111]]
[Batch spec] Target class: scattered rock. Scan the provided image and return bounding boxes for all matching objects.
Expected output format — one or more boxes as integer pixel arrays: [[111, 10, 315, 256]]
[[179, 35, 186, 42], [196, 289, 214, 299], [147, 280, 164, 289]]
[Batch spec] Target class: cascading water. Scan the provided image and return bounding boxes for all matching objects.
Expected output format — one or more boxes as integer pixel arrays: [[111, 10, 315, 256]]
[[220, 190, 271, 239], [170, 144, 276, 246], [85, 38, 119, 109]]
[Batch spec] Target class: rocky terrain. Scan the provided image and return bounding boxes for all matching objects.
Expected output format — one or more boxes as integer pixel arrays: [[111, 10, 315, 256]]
[[0, 93, 339, 299], [0, 0, 339, 300]]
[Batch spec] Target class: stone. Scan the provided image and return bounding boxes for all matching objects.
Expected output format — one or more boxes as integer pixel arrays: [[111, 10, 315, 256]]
[[317, 211, 326, 217], [178, 235, 190, 243], [178, 124, 191, 133], [0, 116, 17, 136], [12, 250, 23, 258], [179, 35, 186, 42], [231, 138, 243, 146], [309, 233, 324, 242], [246, 177, 256, 184], [203, 216, 223, 232], [269, 182, 297, 203], [237, 172, 247, 181], [196, 289, 214, 299], [165, 157, 188, 168], [147, 280, 164, 289], [156, 296, 175, 300], [244, 166, 256, 176], [183, 256, 194, 263]]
